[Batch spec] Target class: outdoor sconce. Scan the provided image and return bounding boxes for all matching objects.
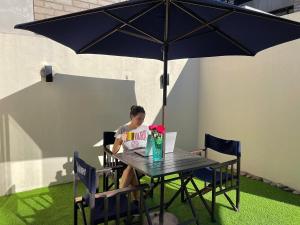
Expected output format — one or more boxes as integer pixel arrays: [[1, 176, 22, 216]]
[[41, 65, 53, 82], [160, 73, 169, 89]]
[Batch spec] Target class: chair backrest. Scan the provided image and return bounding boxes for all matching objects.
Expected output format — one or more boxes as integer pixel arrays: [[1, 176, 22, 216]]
[[103, 131, 116, 168], [103, 131, 116, 147], [74, 152, 97, 194], [205, 133, 241, 157]]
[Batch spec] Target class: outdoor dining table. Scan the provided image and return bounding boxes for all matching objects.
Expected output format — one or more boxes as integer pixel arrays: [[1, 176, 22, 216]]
[[114, 147, 218, 225]]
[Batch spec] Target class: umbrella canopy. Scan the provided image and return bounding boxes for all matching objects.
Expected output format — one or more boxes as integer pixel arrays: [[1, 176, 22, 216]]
[[15, 0, 300, 60]]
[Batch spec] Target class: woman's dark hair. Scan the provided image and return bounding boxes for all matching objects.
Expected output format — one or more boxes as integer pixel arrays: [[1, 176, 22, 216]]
[[130, 105, 145, 119]]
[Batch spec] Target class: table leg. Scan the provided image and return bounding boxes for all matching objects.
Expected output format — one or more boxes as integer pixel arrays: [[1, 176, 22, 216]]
[[148, 175, 192, 225], [165, 174, 200, 225], [183, 180, 200, 225], [145, 178, 160, 199], [165, 177, 191, 210], [160, 176, 164, 224]]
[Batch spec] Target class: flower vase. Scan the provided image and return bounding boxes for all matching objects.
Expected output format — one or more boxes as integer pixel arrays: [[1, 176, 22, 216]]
[[145, 134, 153, 156], [152, 138, 163, 161]]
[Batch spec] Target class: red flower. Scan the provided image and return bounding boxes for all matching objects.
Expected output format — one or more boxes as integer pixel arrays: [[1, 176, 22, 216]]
[[149, 125, 158, 130], [149, 124, 166, 135], [156, 125, 165, 134]]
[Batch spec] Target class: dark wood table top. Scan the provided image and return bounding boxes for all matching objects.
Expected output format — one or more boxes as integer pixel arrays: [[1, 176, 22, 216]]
[[114, 148, 218, 178]]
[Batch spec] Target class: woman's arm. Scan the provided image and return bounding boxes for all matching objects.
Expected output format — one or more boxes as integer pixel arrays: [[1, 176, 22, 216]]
[[112, 129, 127, 154], [112, 133, 128, 154], [112, 138, 122, 154]]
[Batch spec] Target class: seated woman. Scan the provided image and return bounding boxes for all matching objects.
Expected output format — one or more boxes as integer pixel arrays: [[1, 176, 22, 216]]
[[112, 105, 148, 200]]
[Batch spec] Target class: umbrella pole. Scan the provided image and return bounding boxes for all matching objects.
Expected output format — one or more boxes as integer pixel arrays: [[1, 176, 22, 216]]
[[159, 2, 169, 223], [162, 44, 168, 161], [162, 0, 170, 161], [160, 42, 169, 225], [162, 46, 168, 118]]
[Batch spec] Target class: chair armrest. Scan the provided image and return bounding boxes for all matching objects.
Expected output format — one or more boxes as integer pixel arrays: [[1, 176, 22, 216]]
[[191, 148, 206, 155], [104, 161, 125, 171], [103, 146, 114, 155], [95, 184, 150, 199], [96, 168, 112, 176]]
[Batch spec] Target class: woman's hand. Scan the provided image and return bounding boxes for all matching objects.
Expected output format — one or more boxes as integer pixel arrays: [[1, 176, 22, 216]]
[[121, 133, 127, 142]]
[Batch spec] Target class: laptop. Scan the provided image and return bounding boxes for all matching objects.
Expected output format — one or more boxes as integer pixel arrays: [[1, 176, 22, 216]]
[[134, 132, 177, 157]]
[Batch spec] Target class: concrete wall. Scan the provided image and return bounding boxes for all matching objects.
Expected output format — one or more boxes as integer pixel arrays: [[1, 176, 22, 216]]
[[0, 0, 34, 35], [237, 0, 300, 13], [33, 0, 119, 20], [1, 0, 300, 195], [240, 0, 294, 12], [0, 1, 200, 195], [295, 0, 300, 12], [198, 12, 300, 191], [0, 32, 200, 195]]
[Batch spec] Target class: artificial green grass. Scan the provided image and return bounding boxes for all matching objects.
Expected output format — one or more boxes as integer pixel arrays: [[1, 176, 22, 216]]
[[0, 176, 300, 225]]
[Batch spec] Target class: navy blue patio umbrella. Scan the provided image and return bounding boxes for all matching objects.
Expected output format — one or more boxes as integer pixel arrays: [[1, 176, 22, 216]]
[[15, 0, 300, 150], [14, 1, 300, 224], [15, 0, 300, 125]]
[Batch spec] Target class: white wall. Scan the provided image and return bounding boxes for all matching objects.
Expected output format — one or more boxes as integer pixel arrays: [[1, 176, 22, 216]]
[[241, 0, 294, 12], [0, 30, 199, 195], [0, 0, 34, 35], [198, 12, 300, 191], [2, 0, 300, 196]]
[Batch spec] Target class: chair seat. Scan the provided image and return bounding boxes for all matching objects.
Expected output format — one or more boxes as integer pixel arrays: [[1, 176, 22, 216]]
[[93, 194, 140, 224], [193, 167, 235, 185]]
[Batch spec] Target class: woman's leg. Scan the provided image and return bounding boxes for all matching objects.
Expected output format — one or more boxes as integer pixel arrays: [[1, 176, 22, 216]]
[[120, 166, 140, 200], [120, 166, 134, 188], [130, 169, 140, 200]]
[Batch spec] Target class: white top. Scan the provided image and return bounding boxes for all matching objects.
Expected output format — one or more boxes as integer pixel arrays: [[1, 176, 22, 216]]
[[115, 124, 149, 152]]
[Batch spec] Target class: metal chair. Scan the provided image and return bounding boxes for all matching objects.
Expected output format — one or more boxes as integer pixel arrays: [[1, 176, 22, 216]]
[[102, 131, 126, 191], [73, 151, 152, 225], [187, 134, 241, 222], [103, 131, 155, 198]]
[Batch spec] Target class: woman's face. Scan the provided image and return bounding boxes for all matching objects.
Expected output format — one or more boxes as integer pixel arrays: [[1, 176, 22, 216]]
[[131, 113, 145, 127]]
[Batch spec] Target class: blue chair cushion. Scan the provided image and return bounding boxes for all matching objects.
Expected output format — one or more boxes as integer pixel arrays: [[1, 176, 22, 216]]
[[193, 167, 234, 185], [92, 194, 140, 224]]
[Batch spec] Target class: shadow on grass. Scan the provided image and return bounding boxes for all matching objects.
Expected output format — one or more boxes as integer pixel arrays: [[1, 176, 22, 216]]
[[0, 179, 90, 225], [0, 176, 225, 225], [1, 175, 300, 225]]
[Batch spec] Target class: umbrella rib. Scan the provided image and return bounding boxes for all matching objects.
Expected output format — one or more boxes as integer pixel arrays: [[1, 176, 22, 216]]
[[169, 10, 234, 44], [171, 1, 254, 56], [103, 11, 163, 44], [77, 2, 163, 54], [118, 29, 160, 43], [173, 0, 300, 27], [15, 0, 161, 28]]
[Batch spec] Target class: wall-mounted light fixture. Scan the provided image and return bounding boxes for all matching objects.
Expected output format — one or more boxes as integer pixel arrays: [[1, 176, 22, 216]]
[[160, 73, 169, 89], [41, 65, 53, 82]]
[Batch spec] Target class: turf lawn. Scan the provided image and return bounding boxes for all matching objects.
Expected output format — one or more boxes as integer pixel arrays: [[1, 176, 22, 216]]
[[0, 176, 300, 225]]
